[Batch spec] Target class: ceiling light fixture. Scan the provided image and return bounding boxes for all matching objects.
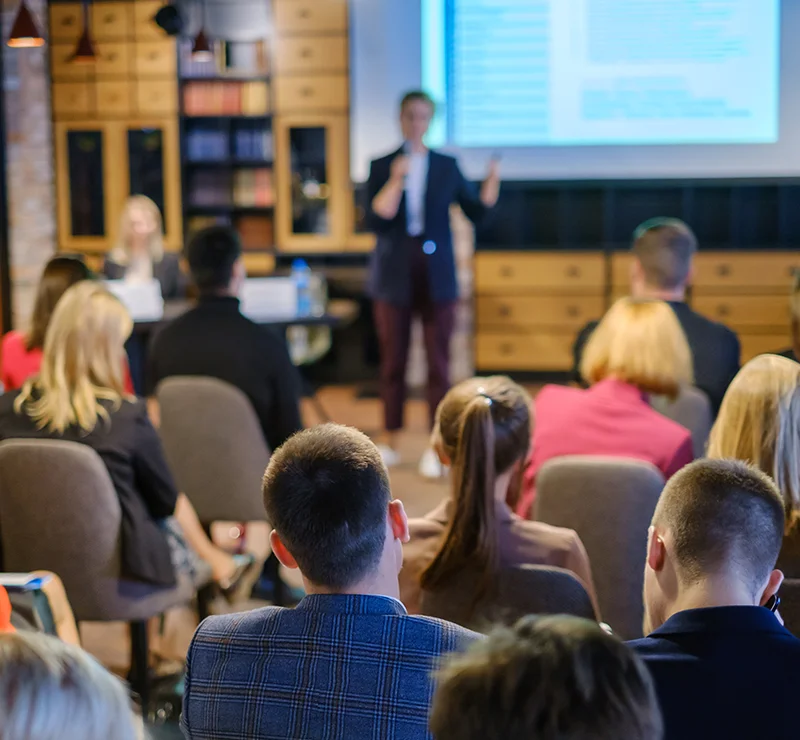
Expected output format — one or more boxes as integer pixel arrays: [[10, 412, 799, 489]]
[[7, 0, 44, 48], [71, 0, 96, 63], [191, 1, 214, 61]]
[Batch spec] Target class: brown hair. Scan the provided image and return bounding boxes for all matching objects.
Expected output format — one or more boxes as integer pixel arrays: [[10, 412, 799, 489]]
[[580, 297, 694, 399], [430, 615, 663, 740], [420, 377, 531, 602], [400, 90, 436, 115], [653, 459, 785, 594], [632, 217, 697, 290], [25, 257, 93, 351], [707, 354, 800, 533], [790, 272, 800, 357]]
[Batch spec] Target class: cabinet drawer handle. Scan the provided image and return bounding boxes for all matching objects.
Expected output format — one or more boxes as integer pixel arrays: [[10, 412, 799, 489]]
[[62, 17, 75, 27], [103, 13, 115, 23], [716, 264, 731, 277], [300, 47, 312, 58], [298, 8, 311, 19], [498, 305, 510, 318], [148, 52, 158, 60], [566, 305, 579, 318], [717, 304, 731, 317], [499, 343, 513, 356], [499, 266, 514, 278], [566, 266, 580, 278], [300, 86, 313, 97], [107, 52, 117, 61]]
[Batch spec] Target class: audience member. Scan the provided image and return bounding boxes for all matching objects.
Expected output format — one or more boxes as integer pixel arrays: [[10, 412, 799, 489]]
[[707, 354, 800, 577], [629, 459, 800, 740], [147, 225, 302, 452], [517, 297, 694, 518], [573, 218, 740, 413], [182, 424, 479, 740], [103, 194, 186, 299], [775, 271, 800, 362], [431, 614, 662, 740], [0, 631, 143, 740], [0, 256, 134, 393], [0, 282, 252, 594], [401, 376, 596, 618]]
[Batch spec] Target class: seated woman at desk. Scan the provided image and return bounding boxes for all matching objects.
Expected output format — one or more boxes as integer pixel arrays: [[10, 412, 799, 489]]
[[1, 256, 133, 393], [103, 195, 187, 300]]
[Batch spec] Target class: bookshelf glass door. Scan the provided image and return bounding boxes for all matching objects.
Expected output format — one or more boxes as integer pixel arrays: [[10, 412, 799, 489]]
[[66, 130, 106, 237], [128, 128, 166, 220], [288, 126, 329, 235]]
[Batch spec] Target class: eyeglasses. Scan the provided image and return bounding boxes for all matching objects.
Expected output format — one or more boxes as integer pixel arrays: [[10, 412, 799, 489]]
[[765, 594, 781, 613]]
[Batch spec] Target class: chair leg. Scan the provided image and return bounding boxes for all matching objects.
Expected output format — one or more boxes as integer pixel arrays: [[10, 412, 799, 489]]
[[128, 620, 150, 715]]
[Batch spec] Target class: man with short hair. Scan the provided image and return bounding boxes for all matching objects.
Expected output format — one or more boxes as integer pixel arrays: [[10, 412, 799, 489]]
[[573, 218, 740, 413], [431, 615, 663, 740], [147, 226, 302, 452], [181, 424, 479, 740], [629, 459, 800, 740]]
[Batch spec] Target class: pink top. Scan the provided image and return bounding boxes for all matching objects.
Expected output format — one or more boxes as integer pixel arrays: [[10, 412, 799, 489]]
[[517, 378, 694, 518], [0, 330, 135, 394]]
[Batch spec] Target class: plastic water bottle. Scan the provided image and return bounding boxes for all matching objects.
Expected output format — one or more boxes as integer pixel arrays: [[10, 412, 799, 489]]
[[292, 258, 312, 317]]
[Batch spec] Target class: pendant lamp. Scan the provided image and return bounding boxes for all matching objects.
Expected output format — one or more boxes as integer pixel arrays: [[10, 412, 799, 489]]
[[7, 0, 44, 48]]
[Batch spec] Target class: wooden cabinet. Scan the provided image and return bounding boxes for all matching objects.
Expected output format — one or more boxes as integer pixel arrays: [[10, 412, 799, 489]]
[[273, 0, 348, 34], [51, 43, 90, 81], [133, 40, 177, 78], [274, 37, 349, 74], [96, 80, 131, 117], [95, 42, 131, 79], [50, 3, 83, 41], [476, 253, 605, 292], [52, 83, 92, 117], [92, 2, 132, 40], [274, 74, 348, 112]]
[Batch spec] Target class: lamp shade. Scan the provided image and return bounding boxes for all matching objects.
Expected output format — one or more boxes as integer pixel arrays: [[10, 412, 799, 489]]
[[71, 27, 96, 63], [191, 28, 213, 61], [7, 0, 44, 48]]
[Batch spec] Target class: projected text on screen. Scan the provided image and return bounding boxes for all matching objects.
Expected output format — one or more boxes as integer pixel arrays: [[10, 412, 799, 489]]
[[422, 0, 780, 148]]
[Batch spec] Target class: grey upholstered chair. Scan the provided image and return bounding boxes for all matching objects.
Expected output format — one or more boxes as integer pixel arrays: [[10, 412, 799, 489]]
[[651, 386, 713, 459], [535, 456, 665, 640], [156, 376, 269, 524], [420, 564, 597, 632], [780, 579, 800, 638], [0, 439, 194, 710]]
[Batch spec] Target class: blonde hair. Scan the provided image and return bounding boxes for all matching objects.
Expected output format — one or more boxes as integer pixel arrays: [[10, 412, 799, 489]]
[[707, 354, 800, 532], [15, 281, 134, 434], [0, 632, 144, 740], [580, 297, 693, 399], [110, 195, 164, 264]]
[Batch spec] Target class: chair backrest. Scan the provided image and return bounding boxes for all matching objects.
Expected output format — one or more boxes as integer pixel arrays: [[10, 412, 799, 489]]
[[651, 386, 712, 458], [0, 440, 124, 621], [156, 376, 269, 523], [780, 579, 800, 638], [420, 564, 596, 632], [535, 456, 665, 640]]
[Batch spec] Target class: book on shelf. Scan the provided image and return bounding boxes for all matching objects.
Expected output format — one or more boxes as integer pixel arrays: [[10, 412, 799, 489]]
[[185, 125, 229, 161], [236, 214, 274, 250], [183, 81, 269, 116], [233, 168, 274, 207], [188, 171, 232, 207], [233, 125, 273, 161]]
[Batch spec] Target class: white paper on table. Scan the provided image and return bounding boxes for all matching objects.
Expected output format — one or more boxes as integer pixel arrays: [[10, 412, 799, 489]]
[[240, 277, 298, 321], [105, 279, 164, 322]]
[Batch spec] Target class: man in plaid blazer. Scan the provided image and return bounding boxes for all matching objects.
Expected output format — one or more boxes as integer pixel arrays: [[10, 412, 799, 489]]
[[182, 424, 479, 740]]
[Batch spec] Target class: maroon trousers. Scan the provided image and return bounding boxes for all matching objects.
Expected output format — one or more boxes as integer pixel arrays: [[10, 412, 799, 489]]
[[373, 237, 456, 432]]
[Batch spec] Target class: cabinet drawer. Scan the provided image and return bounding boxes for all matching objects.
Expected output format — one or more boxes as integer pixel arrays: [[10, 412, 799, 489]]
[[50, 3, 83, 41], [693, 253, 800, 291], [273, 0, 348, 34], [739, 333, 790, 363], [134, 0, 165, 39], [692, 295, 790, 329], [475, 253, 606, 292], [134, 40, 177, 78], [95, 42, 130, 78], [477, 295, 605, 329], [611, 253, 634, 287], [50, 44, 90, 81], [52, 83, 92, 117], [136, 79, 177, 115], [274, 75, 348, 111], [274, 36, 348, 74], [92, 2, 133, 40], [476, 331, 574, 371], [96, 80, 131, 117]]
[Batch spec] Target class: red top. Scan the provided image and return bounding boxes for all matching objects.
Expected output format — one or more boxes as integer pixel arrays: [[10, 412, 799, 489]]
[[0, 330, 135, 394], [517, 378, 694, 518]]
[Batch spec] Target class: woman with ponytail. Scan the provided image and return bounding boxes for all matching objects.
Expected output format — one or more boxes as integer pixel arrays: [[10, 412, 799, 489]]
[[400, 376, 596, 615]]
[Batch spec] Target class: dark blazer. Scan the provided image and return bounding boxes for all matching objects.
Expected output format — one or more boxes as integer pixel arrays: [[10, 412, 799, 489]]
[[181, 594, 479, 740], [629, 606, 800, 740], [367, 147, 490, 305], [573, 301, 740, 414], [0, 394, 177, 586], [103, 252, 187, 300], [146, 296, 303, 452]]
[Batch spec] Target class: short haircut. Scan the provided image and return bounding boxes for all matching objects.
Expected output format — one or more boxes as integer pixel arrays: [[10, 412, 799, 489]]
[[430, 615, 663, 740], [262, 424, 392, 589], [653, 459, 785, 594], [400, 90, 436, 115], [632, 217, 697, 290], [580, 297, 694, 398], [185, 225, 242, 295]]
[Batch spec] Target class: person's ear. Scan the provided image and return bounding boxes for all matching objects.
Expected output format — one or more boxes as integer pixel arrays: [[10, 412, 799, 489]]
[[646, 526, 667, 573], [758, 569, 785, 607], [630, 258, 644, 293], [434, 440, 450, 467], [389, 499, 410, 544], [269, 530, 298, 570]]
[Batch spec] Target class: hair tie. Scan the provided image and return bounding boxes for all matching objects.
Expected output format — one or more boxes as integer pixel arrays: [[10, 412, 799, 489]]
[[476, 387, 492, 406]]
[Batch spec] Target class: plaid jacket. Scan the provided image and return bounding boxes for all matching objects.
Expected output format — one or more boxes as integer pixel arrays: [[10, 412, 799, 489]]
[[181, 594, 479, 740]]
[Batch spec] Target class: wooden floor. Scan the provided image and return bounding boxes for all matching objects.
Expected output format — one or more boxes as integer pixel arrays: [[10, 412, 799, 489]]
[[81, 386, 451, 675]]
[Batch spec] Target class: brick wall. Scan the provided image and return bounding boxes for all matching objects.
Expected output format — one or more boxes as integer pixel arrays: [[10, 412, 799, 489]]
[[3, 0, 55, 330]]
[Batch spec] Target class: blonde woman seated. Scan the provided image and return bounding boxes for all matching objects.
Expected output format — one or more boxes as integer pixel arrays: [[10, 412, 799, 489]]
[[516, 298, 695, 518], [103, 195, 186, 299], [400, 376, 597, 617], [0, 282, 252, 593], [707, 354, 800, 577]]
